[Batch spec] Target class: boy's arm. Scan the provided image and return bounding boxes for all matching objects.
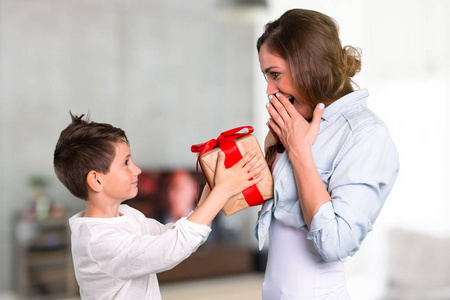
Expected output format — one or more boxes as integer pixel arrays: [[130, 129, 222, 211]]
[[86, 219, 211, 279], [187, 151, 265, 225]]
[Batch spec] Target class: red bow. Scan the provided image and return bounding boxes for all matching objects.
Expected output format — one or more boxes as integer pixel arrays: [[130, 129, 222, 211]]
[[191, 126, 254, 168], [191, 126, 263, 207]]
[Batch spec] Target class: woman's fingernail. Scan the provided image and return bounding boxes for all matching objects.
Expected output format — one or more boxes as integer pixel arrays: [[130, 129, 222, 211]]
[[265, 102, 270, 108], [275, 93, 280, 98], [318, 103, 325, 109], [268, 95, 273, 100], [267, 118, 271, 123]]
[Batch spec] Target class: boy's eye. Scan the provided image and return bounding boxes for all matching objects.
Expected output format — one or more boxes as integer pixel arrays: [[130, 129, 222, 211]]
[[124, 160, 129, 166]]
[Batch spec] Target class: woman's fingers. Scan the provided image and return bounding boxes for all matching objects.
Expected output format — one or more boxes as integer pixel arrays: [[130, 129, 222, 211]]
[[266, 93, 302, 139], [267, 99, 287, 128], [268, 94, 292, 121], [277, 93, 300, 117], [309, 103, 325, 137], [312, 103, 325, 123], [267, 117, 282, 141]]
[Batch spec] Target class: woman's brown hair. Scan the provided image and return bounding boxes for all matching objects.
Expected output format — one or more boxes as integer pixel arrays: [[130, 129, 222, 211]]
[[258, 9, 361, 166]]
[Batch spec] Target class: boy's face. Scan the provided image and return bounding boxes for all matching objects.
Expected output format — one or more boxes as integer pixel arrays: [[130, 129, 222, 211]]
[[101, 142, 141, 202]]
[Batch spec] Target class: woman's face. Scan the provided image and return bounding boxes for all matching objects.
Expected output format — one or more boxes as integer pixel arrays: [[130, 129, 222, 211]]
[[259, 43, 313, 120]]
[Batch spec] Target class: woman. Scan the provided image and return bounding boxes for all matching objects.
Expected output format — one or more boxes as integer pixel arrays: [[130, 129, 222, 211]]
[[254, 9, 399, 299]]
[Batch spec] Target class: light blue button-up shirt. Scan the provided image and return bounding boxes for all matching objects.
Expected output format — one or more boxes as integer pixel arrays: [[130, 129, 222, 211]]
[[255, 89, 399, 262]]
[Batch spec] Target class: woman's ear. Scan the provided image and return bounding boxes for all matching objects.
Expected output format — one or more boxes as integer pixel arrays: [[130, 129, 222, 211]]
[[86, 170, 103, 193]]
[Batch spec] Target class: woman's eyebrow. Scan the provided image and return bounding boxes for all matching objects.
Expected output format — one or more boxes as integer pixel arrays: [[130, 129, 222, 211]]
[[264, 66, 280, 73]]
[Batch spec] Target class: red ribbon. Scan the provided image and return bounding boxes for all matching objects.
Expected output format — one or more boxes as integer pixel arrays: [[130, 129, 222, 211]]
[[191, 126, 264, 207]]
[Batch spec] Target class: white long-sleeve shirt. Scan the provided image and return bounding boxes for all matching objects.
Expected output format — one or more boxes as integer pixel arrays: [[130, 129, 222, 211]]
[[69, 204, 211, 299]]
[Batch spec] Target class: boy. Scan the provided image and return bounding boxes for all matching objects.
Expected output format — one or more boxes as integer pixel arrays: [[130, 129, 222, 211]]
[[53, 113, 264, 299]]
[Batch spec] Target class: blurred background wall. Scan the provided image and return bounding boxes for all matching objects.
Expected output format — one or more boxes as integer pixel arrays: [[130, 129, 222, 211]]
[[0, 0, 259, 294], [1, 0, 450, 299]]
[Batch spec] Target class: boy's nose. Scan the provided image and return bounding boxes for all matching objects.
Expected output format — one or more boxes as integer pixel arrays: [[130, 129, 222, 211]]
[[135, 166, 142, 176]]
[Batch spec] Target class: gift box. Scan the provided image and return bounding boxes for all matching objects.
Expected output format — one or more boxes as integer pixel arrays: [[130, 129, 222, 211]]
[[191, 126, 274, 216]]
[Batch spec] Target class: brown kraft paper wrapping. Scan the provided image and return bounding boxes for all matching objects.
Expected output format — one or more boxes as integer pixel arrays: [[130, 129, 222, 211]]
[[199, 135, 274, 216]]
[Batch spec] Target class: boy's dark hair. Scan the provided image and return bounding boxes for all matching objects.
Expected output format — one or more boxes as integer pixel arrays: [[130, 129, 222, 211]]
[[53, 112, 129, 200]]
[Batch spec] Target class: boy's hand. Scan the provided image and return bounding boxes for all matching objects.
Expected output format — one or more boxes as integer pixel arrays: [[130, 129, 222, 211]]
[[213, 151, 265, 198], [187, 151, 265, 226]]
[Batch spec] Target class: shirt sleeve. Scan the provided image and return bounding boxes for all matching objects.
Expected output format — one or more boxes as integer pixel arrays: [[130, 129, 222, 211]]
[[307, 124, 399, 262], [143, 217, 175, 235], [87, 217, 211, 280]]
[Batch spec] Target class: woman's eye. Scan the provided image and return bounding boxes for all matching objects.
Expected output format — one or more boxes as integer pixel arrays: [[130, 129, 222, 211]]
[[271, 72, 280, 79], [262, 71, 280, 82]]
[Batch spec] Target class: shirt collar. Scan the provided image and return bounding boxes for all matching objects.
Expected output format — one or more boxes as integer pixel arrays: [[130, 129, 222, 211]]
[[321, 88, 369, 122]]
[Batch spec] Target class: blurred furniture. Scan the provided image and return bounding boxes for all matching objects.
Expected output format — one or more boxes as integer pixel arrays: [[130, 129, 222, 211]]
[[384, 228, 450, 299], [14, 215, 78, 299], [158, 243, 254, 283]]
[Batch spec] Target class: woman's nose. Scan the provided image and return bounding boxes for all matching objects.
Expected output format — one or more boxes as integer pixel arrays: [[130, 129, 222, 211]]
[[266, 80, 278, 96]]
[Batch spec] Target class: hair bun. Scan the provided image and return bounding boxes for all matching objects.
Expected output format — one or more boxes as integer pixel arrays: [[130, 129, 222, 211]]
[[343, 46, 362, 77]]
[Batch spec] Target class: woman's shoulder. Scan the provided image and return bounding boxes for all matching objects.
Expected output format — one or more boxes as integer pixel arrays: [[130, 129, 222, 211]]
[[324, 89, 385, 133], [341, 103, 387, 134]]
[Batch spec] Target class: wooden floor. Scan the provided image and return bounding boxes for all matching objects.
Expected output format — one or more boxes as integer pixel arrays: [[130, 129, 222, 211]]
[[0, 273, 264, 300], [0, 272, 382, 299], [160, 273, 264, 300]]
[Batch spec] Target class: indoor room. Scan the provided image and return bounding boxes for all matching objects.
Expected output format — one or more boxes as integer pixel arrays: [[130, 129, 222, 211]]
[[1, 0, 449, 299]]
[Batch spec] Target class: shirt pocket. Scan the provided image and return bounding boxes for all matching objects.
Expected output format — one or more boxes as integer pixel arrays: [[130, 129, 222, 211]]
[[277, 171, 302, 205]]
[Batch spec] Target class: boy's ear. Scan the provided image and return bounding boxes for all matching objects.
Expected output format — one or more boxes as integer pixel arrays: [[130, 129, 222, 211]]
[[86, 170, 103, 193]]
